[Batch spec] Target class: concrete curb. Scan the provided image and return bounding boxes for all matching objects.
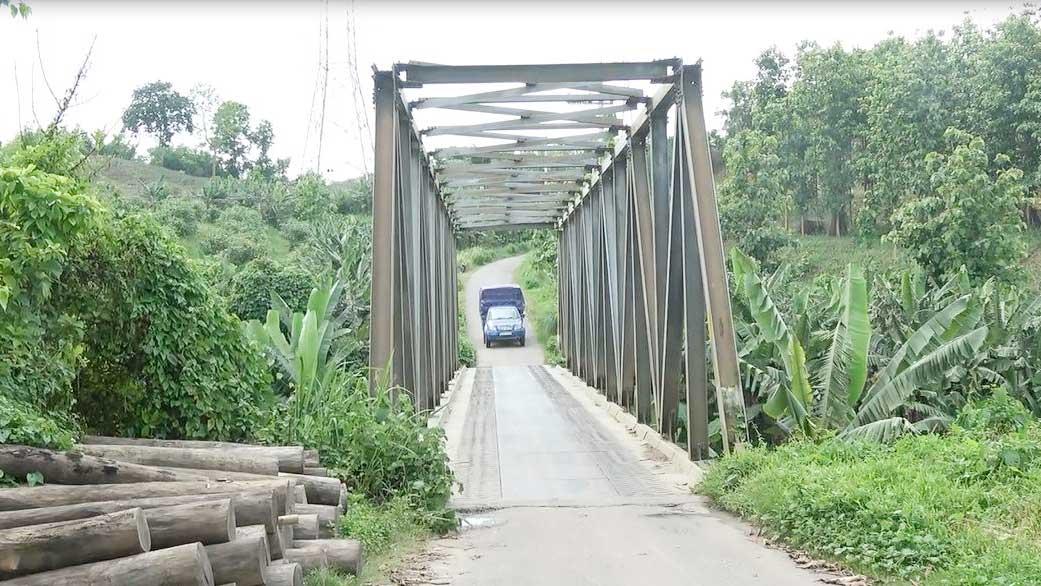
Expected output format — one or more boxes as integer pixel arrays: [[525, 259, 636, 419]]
[[542, 365, 708, 490], [429, 366, 473, 431]]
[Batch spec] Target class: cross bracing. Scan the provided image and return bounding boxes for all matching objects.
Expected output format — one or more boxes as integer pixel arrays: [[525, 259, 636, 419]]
[[369, 60, 748, 458]]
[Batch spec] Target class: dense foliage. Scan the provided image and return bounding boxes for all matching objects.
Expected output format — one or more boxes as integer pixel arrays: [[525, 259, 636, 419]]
[[717, 12, 1041, 277]]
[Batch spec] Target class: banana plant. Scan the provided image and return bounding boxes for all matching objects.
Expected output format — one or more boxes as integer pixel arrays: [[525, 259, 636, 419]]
[[246, 276, 358, 398], [731, 249, 870, 434], [841, 294, 988, 442]]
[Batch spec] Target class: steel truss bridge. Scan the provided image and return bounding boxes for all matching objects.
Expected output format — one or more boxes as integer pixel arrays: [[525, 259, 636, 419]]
[[369, 60, 746, 457]]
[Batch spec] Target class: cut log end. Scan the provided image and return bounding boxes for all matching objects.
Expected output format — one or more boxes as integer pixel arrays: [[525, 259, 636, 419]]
[[264, 561, 303, 586]]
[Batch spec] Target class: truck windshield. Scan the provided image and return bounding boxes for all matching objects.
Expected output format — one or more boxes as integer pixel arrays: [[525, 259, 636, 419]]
[[487, 306, 520, 320]]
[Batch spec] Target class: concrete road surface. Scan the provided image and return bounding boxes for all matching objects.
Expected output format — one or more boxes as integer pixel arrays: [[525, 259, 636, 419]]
[[420, 255, 824, 585]]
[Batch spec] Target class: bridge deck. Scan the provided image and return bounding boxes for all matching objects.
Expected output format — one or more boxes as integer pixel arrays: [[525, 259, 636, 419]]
[[420, 257, 826, 585]]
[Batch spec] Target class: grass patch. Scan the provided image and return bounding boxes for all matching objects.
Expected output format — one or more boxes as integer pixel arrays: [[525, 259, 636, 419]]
[[517, 252, 563, 365], [774, 235, 907, 280], [700, 392, 1041, 584], [93, 156, 209, 200], [304, 496, 437, 586]]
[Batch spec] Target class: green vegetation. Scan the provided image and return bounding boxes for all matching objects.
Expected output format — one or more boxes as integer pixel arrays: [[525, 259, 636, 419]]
[[702, 392, 1041, 584], [694, 12, 1041, 582], [517, 231, 563, 365]]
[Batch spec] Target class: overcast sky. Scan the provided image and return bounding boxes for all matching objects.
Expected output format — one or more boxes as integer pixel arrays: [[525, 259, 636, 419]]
[[0, 0, 1028, 180]]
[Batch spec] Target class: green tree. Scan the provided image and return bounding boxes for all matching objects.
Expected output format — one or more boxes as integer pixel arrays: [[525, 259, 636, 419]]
[[788, 43, 867, 236], [122, 81, 195, 147], [211, 101, 283, 178], [889, 129, 1025, 282], [718, 130, 790, 266]]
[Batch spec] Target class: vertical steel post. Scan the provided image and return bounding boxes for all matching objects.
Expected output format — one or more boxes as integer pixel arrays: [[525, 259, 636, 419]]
[[679, 63, 747, 453], [630, 133, 657, 424], [370, 71, 398, 391]]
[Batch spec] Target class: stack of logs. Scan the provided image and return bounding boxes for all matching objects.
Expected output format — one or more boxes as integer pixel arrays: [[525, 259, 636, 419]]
[[0, 436, 363, 585]]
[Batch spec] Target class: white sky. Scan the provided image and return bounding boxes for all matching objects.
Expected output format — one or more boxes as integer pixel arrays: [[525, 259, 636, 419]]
[[0, 0, 1027, 181]]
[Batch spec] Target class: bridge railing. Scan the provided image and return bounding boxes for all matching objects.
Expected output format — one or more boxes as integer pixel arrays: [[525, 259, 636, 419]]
[[557, 64, 745, 457], [369, 70, 458, 411]]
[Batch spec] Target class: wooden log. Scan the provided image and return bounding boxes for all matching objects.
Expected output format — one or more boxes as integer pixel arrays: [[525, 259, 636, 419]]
[[0, 508, 151, 579], [291, 513, 320, 540], [264, 561, 303, 586], [0, 491, 277, 533], [0, 445, 206, 485], [278, 523, 294, 561], [0, 480, 293, 517], [148, 500, 236, 549], [80, 437, 305, 473], [303, 449, 320, 467], [337, 487, 348, 515], [237, 524, 279, 560], [284, 539, 363, 575], [166, 467, 274, 482], [296, 503, 338, 538], [75, 445, 279, 476], [293, 484, 307, 504], [302, 466, 327, 476], [279, 472, 342, 505], [2, 542, 213, 586], [205, 533, 269, 586]]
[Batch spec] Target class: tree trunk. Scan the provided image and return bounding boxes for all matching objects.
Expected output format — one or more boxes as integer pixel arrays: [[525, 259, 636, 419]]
[[279, 473, 342, 505], [0, 508, 150, 579], [291, 514, 320, 540], [0, 492, 276, 533], [79, 437, 304, 473], [0, 445, 206, 485], [74, 445, 279, 476], [264, 561, 303, 586], [284, 539, 362, 575], [205, 533, 269, 586], [2, 542, 213, 586], [0, 480, 293, 518], [147, 500, 236, 549], [295, 504, 338, 538]]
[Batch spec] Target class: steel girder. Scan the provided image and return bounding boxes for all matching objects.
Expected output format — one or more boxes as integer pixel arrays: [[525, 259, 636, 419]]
[[369, 71, 458, 410], [370, 61, 745, 458], [556, 64, 746, 457]]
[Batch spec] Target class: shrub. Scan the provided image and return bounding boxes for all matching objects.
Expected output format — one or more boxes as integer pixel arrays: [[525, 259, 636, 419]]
[[225, 258, 315, 322], [286, 173, 333, 221], [149, 145, 215, 178], [222, 238, 263, 266], [281, 219, 311, 247], [0, 165, 95, 424], [154, 197, 206, 237], [258, 372, 455, 526], [0, 394, 76, 449], [337, 495, 430, 557], [57, 214, 274, 439]]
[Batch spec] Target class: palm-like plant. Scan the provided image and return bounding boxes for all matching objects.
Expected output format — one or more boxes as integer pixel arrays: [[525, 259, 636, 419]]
[[731, 249, 870, 433], [731, 250, 993, 443]]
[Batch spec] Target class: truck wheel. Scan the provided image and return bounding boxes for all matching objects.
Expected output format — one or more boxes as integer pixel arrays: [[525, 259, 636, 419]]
[[519, 336, 526, 347], [485, 338, 491, 348]]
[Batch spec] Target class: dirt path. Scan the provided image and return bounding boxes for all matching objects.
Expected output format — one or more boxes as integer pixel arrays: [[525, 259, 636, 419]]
[[463, 255, 544, 367], [410, 256, 827, 585]]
